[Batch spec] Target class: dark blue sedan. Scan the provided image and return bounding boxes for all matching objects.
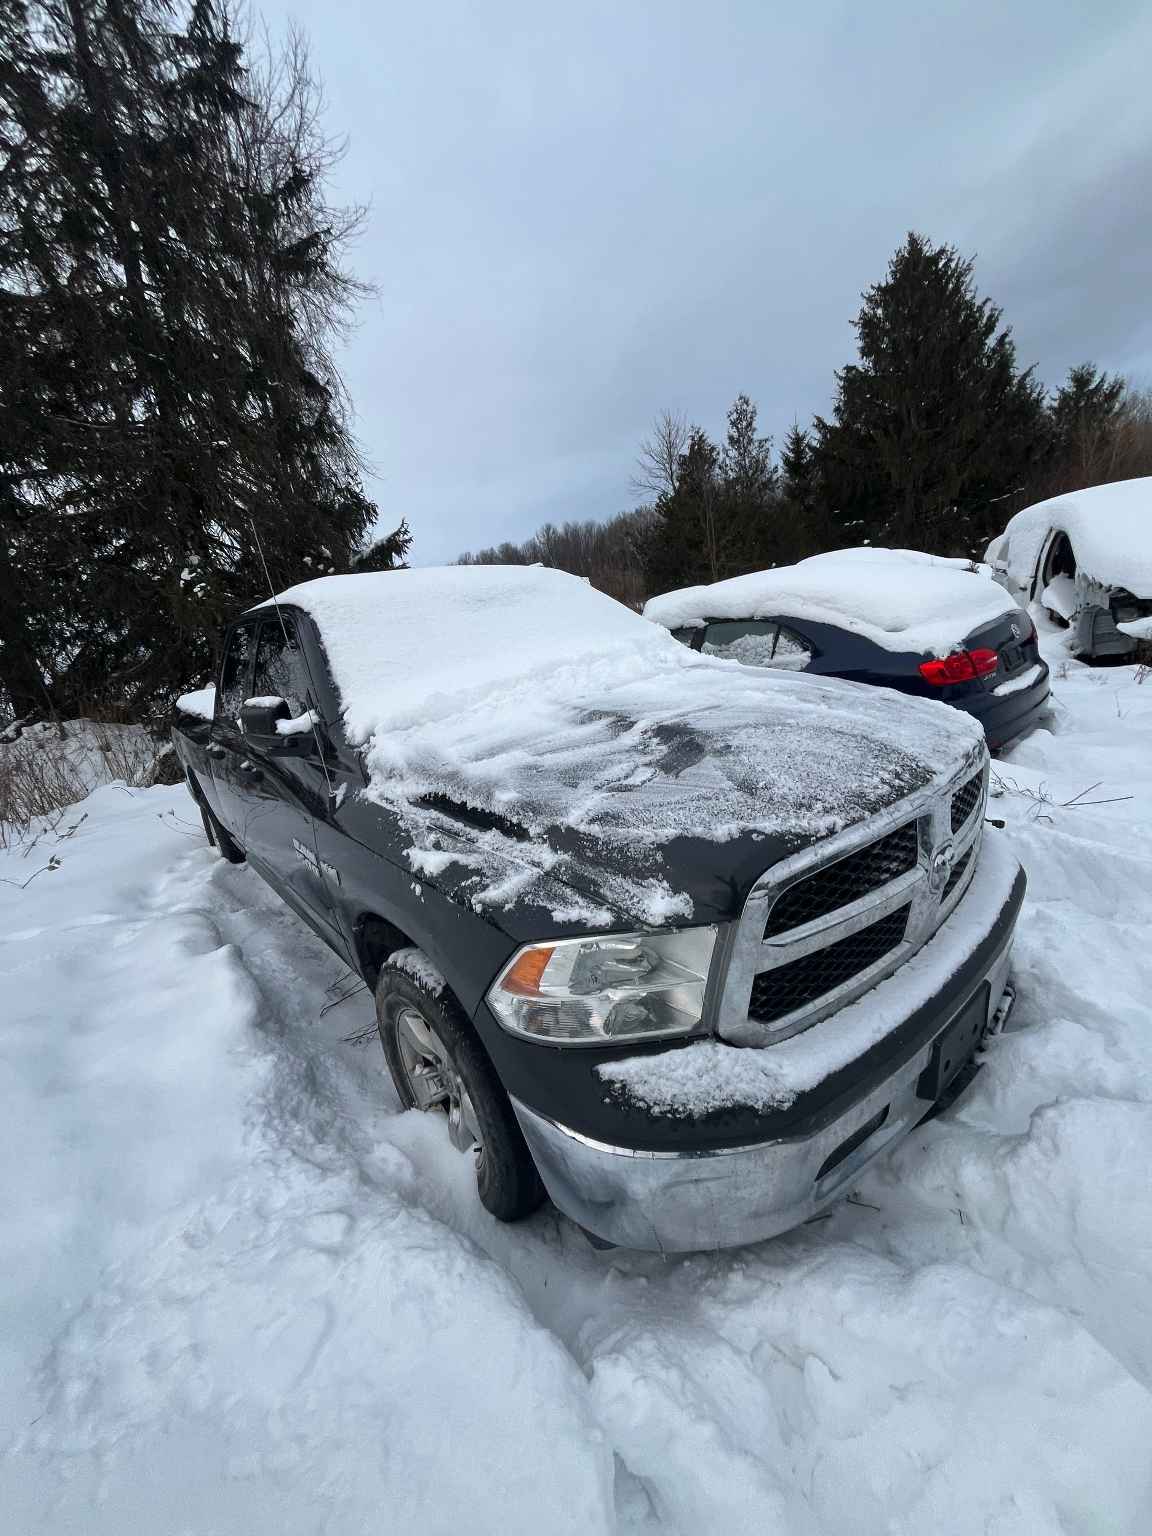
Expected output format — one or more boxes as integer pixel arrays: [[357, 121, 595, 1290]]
[[645, 549, 1052, 751]]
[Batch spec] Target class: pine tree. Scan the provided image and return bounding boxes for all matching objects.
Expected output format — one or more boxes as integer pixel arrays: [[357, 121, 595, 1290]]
[[0, 0, 378, 720], [640, 426, 722, 594], [350, 519, 412, 573], [720, 394, 780, 566], [721, 395, 775, 509], [778, 422, 825, 555], [1048, 364, 1126, 479], [814, 232, 1046, 555], [780, 424, 814, 499]]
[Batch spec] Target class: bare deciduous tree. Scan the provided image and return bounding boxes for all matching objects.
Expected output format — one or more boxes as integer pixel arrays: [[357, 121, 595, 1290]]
[[631, 410, 689, 500]]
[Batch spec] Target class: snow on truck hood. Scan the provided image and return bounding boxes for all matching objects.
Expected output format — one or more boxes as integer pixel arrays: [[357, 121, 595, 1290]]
[[262, 567, 982, 924], [986, 476, 1152, 598], [644, 548, 1019, 656]]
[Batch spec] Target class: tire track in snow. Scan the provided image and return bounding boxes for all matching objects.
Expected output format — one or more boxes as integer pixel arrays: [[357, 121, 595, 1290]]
[[11, 837, 618, 1536]]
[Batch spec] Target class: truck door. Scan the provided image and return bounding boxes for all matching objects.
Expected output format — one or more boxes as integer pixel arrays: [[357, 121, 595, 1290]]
[[206, 620, 258, 838], [237, 613, 343, 943]]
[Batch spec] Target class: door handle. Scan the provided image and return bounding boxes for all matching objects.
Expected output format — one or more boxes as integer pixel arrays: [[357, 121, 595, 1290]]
[[207, 744, 226, 761], [239, 760, 263, 782]]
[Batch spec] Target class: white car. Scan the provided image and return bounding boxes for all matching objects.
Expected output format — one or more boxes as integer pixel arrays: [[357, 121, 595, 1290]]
[[985, 477, 1152, 659]]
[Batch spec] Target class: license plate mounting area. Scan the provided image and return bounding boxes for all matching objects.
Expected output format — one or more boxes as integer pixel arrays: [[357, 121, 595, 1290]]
[[917, 984, 990, 1102]]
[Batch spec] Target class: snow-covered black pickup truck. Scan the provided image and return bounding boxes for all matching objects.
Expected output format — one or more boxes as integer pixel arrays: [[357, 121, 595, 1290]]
[[172, 566, 1025, 1251]]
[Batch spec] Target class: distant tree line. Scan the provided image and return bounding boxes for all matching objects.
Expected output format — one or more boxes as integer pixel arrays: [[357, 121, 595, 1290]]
[[460, 232, 1152, 603], [457, 507, 655, 609], [0, 0, 407, 724]]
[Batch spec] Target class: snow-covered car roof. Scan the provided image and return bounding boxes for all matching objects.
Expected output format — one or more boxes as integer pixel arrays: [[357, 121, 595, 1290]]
[[986, 476, 1152, 598], [258, 567, 982, 924], [643, 548, 1019, 657]]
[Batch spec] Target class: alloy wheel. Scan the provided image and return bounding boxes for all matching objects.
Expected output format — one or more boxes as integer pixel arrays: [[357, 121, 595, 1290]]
[[395, 1004, 483, 1156]]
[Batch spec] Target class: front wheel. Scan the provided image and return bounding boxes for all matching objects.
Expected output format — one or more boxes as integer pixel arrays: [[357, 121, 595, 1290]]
[[376, 960, 545, 1223]]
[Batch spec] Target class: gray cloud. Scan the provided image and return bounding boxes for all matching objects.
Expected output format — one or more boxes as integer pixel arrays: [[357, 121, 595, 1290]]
[[263, 0, 1152, 561]]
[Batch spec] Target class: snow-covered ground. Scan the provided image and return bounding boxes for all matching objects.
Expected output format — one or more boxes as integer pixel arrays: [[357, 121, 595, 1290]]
[[4, 625, 1152, 1534]]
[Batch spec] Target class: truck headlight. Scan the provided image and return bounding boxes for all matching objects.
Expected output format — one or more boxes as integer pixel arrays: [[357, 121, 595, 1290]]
[[487, 927, 717, 1045]]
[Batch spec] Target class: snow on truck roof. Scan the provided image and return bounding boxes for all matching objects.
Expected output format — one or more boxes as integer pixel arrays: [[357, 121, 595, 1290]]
[[643, 548, 1019, 656], [986, 476, 1152, 597], [260, 566, 980, 924], [258, 565, 675, 742]]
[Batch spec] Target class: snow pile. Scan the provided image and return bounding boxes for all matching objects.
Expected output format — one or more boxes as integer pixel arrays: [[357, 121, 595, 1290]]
[[644, 546, 1019, 655], [993, 660, 1046, 697], [1, 788, 615, 1535], [255, 566, 672, 741], [6, 619, 1152, 1532], [275, 707, 320, 736], [599, 834, 1019, 1116], [586, 1251, 1151, 1534], [387, 944, 448, 994], [263, 567, 980, 923], [1041, 573, 1078, 620], [987, 475, 1152, 596], [175, 685, 216, 721]]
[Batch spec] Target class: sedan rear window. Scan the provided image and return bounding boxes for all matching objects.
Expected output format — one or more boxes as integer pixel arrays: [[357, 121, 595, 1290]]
[[700, 620, 812, 672]]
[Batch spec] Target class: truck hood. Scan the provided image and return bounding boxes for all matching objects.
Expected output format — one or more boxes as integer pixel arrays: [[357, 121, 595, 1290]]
[[366, 662, 984, 933]]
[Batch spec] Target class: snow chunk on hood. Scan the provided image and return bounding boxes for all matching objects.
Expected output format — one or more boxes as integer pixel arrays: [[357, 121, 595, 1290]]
[[986, 477, 1152, 598], [644, 548, 1018, 657], [261, 567, 982, 923]]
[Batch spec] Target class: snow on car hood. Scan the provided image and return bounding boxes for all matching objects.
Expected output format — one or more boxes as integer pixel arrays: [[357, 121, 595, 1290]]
[[644, 547, 1019, 657], [262, 567, 983, 925], [987, 477, 1152, 598]]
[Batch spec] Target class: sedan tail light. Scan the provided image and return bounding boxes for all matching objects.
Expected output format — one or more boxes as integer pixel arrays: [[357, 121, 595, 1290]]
[[919, 648, 999, 686]]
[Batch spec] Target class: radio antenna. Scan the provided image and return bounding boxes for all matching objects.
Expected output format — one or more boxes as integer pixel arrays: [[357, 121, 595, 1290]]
[[247, 519, 337, 801]]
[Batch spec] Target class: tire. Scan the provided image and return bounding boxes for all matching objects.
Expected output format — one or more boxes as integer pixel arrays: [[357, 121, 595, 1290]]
[[188, 776, 245, 864], [376, 961, 545, 1223]]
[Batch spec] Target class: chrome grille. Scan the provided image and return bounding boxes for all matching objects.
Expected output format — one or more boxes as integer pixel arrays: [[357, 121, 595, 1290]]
[[951, 771, 984, 834], [763, 822, 919, 938], [942, 845, 973, 902], [749, 906, 910, 1025], [715, 753, 989, 1047]]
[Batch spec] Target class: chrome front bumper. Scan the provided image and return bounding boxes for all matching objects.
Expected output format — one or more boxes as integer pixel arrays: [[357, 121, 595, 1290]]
[[511, 939, 1015, 1253]]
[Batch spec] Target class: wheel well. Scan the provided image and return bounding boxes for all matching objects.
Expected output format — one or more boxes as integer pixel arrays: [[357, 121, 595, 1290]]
[[1043, 531, 1076, 585], [354, 912, 416, 991]]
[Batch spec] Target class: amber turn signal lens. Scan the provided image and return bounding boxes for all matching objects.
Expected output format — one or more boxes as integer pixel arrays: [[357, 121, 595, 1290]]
[[499, 945, 556, 996]]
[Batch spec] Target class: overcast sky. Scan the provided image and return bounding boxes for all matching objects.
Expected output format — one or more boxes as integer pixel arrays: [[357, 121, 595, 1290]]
[[260, 0, 1152, 564]]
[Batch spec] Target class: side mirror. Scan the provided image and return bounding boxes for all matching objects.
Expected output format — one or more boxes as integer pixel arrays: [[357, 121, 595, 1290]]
[[240, 697, 321, 755], [240, 697, 290, 740]]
